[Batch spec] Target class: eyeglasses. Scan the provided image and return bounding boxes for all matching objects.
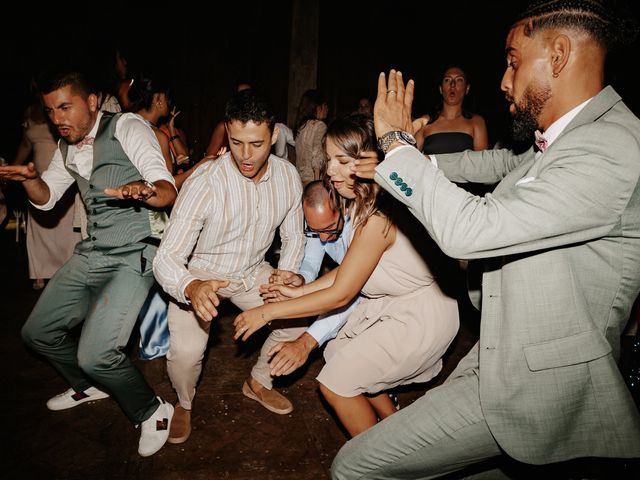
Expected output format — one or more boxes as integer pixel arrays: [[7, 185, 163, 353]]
[[304, 214, 344, 239]]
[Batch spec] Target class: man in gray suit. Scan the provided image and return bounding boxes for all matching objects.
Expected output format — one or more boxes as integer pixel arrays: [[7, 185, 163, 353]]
[[333, 1, 640, 478]]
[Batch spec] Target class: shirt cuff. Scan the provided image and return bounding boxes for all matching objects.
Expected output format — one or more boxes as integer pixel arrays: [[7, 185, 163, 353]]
[[385, 144, 416, 160], [306, 321, 333, 346], [29, 195, 57, 211], [385, 145, 437, 167], [178, 273, 199, 304]]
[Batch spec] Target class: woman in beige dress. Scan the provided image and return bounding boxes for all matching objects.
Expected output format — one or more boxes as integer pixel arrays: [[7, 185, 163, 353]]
[[234, 114, 459, 437], [12, 104, 80, 289]]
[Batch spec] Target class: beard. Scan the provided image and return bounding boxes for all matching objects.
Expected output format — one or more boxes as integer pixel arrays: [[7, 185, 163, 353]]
[[508, 82, 552, 142]]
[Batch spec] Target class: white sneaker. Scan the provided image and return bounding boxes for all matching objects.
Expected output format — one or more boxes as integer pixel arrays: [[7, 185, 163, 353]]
[[46, 386, 109, 411], [138, 397, 174, 457]]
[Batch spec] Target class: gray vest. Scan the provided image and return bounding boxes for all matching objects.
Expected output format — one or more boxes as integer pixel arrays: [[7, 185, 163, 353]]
[[60, 112, 152, 249]]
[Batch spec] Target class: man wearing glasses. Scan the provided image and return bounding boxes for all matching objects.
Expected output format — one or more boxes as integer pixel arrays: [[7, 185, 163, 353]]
[[264, 180, 361, 377]]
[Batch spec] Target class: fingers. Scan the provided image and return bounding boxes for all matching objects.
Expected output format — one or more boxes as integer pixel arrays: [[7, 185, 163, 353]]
[[195, 295, 219, 321], [377, 71, 387, 103], [395, 71, 405, 104], [103, 187, 123, 199], [351, 157, 378, 179], [232, 316, 246, 340], [387, 69, 398, 100], [232, 320, 255, 342], [267, 342, 284, 357], [404, 78, 415, 111], [269, 351, 297, 376], [103, 182, 156, 200], [412, 117, 428, 132], [358, 150, 379, 160]]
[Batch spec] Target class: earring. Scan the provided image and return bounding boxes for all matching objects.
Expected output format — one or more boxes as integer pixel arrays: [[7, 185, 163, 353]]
[[552, 72, 559, 78]]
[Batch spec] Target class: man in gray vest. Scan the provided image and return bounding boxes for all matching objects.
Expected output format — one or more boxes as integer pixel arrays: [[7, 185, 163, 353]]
[[0, 71, 177, 457]]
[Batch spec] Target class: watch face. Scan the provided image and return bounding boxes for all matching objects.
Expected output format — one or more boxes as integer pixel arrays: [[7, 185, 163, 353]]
[[400, 131, 416, 145]]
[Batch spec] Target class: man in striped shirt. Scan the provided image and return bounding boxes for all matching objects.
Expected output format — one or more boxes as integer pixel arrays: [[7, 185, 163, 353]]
[[153, 89, 306, 445]]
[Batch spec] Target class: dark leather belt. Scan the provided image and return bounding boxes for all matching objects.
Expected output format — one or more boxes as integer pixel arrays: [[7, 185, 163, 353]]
[[139, 236, 161, 247]]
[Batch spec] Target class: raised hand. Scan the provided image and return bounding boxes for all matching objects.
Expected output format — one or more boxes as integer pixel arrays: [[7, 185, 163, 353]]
[[374, 70, 415, 139], [169, 107, 181, 131], [185, 278, 231, 321]]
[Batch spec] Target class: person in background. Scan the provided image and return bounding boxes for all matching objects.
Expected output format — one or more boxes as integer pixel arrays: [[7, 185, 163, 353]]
[[355, 97, 373, 117], [204, 81, 252, 158], [12, 94, 81, 290], [416, 64, 488, 154], [294, 89, 329, 185]]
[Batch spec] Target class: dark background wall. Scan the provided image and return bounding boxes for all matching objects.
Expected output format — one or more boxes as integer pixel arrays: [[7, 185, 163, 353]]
[[2, 1, 639, 161]]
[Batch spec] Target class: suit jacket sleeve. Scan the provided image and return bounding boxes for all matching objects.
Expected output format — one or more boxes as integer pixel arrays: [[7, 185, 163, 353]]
[[375, 124, 639, 260], [434, 147, 528, 184]]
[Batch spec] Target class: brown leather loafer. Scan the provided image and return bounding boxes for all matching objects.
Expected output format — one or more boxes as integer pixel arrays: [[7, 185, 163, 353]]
[[242, 379, 293, 415], [167, 404, 191, 444]]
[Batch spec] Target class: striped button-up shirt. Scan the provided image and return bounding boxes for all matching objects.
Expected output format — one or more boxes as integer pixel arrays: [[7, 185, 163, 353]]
[[153, 152, 305, 304]]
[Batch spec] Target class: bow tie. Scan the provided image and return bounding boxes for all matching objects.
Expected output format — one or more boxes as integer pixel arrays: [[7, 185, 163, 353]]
[[534, 130, 547, 152], [75, 136, 94, 149]]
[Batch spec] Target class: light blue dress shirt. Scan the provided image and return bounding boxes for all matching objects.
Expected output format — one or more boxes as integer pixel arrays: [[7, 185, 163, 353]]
[[300, 218, 361, 346]]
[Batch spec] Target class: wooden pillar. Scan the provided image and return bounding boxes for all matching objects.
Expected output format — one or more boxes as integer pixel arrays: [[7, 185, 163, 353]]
[[287, 0, 320, 127]]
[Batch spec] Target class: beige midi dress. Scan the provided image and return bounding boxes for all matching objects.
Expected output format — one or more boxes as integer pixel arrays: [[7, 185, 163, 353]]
[[317, 225, 460, 397]]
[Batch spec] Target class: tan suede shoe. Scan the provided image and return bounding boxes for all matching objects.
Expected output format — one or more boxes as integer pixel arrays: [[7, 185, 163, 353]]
[[167, 404, 191, 444], [242, 379, 293, 415]]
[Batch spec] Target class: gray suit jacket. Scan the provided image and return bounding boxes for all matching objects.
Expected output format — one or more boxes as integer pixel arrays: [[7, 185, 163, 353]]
[[375, 86, 640, 464]]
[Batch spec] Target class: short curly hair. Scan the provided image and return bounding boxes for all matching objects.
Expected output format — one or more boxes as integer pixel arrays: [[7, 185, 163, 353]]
[[224, 89, 276, 130]]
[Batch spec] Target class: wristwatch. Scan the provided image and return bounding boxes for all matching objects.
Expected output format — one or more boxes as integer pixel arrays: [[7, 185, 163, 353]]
[[377, 131, 417, 154], [140, 179, 155, 189]]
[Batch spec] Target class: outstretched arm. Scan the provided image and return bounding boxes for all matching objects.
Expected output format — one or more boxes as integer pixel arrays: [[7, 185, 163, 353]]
[[0, 163, 51, 205], [233, 215, 395, 341]]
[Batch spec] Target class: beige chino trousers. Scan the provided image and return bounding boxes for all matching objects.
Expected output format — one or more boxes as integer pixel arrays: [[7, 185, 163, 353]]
[[167, 262, 306, 409]]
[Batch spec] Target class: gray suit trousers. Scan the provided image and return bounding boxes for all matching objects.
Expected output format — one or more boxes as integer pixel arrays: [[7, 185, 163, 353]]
[[331, 371, 501, 479]]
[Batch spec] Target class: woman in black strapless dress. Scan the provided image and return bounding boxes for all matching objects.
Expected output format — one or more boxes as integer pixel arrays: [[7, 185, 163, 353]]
[[416, 65, 491, 196]]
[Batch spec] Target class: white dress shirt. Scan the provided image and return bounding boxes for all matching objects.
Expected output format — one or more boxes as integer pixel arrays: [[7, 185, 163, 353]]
[[35, 111, 175, 211]]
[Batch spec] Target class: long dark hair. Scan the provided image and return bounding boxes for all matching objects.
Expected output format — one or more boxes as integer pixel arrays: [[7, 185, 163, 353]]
[[127, 74, 172, 113]]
